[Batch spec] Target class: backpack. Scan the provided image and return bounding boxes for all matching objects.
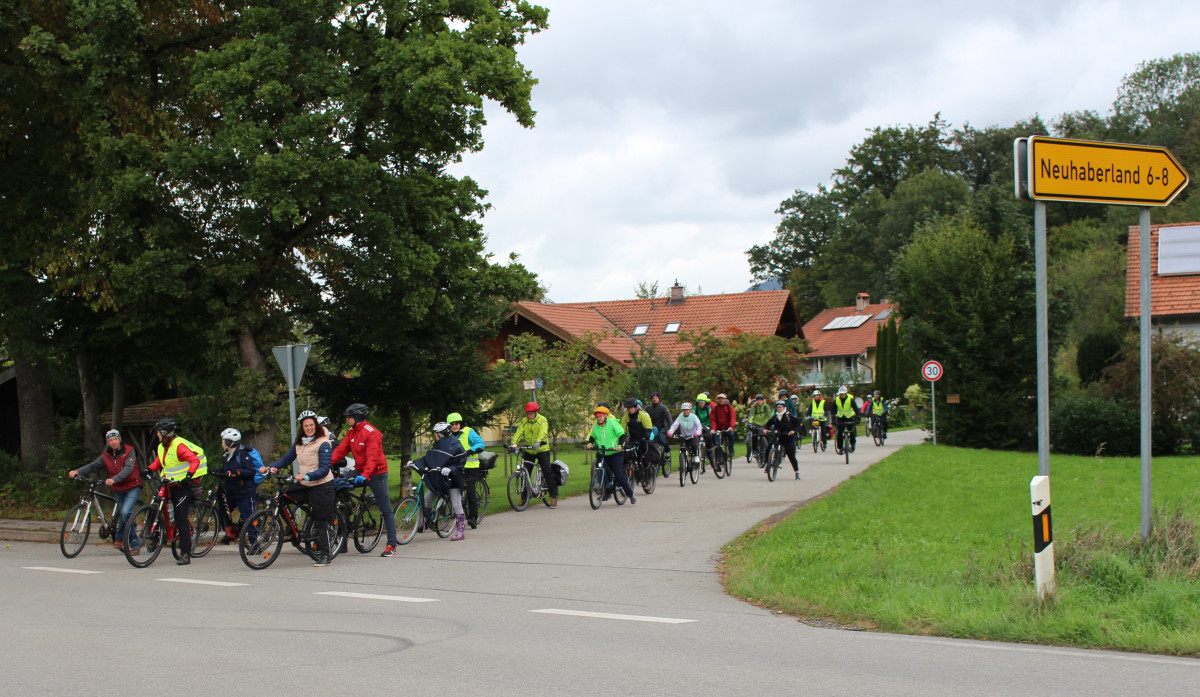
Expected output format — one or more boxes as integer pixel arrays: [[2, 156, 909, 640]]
[[246, 446, 265, 472]]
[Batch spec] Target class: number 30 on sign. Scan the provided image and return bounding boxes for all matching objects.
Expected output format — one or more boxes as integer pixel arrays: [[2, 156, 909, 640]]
[[922, 360, 943, 382]]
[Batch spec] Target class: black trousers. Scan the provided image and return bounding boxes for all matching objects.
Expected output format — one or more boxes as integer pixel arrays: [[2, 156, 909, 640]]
[[168, 483, 193, 557], [285, 481, 335, 559]]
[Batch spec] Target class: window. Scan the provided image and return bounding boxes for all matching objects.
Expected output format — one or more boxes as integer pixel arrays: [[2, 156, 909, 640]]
[[632, 324, 649, 336], [663, 322, 681, 334]]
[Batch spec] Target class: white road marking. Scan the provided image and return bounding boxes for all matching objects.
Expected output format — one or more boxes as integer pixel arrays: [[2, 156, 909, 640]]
[[22, 566, 102, 575], [532, 609, 696, 624], [156, 578, 248, 587], [315, 591, 439, 603]]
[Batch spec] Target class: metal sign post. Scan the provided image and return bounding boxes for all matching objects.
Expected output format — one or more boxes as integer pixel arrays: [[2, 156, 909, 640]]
[[922, 361, 943, 446], [1139, 207, 1152, 542], [272, 344, 311, 476]]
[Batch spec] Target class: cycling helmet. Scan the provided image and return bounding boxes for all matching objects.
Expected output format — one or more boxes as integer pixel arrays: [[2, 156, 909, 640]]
[[343, 403, 370, 421], [432, 421, 452, 436], [594, 406, 611, 416], [754, 394, 764, 400], [154, 418, 177, 437], [778, 388, 788, 395], [624, 397, 638, 408], [298, 410, 317, 423], [873, 390, 881, 397], [317, 415, 331, 428], [696, 393, 709, 403], [220, 427, 242, 443], [446, 412, 463, 423], [812, 389, 821, 396], [680, 402, 692, 410], [524, 402, 539, 413], [837, 386, 848, 395], [776, 400, 787, 408], [716, 393, 727, 399], [104, 429, 121, 441]]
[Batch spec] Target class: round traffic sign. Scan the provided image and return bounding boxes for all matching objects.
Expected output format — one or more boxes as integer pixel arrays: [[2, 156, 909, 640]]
[[922, 360, 943, 382]]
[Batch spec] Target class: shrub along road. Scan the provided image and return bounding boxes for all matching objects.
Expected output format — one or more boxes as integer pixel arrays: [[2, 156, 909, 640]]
[[0, 429, 1196, 696]]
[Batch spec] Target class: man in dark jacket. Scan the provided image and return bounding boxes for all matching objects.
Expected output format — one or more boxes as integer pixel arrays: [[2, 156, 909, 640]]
[[69, 429, 141, 552], [410, 422, 469, 540], [218, 427, 262, 543], [764, 400, 802, 480], [646, 392, 673, 467]]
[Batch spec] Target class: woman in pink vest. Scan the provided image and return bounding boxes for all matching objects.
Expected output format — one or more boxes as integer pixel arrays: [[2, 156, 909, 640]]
[[261, 413, 336, 567]]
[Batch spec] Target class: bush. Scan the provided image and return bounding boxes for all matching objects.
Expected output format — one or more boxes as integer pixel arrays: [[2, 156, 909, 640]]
[[1076, 327, 1123, 385], [1050, 393, 1139, 456]]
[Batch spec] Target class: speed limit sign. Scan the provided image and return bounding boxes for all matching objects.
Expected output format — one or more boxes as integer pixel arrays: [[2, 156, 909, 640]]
[[922, 360, 944, 382]]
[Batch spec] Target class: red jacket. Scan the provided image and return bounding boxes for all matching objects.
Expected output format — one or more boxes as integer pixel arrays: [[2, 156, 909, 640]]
[[330, 421, 387, 478], [712, 403, 737, 431]]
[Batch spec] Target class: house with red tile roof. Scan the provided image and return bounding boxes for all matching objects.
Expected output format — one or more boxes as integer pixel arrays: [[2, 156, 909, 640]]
[[487, 282, 800, 368], [799, 293, 897, 387], [1125, 222, 1200, 336]]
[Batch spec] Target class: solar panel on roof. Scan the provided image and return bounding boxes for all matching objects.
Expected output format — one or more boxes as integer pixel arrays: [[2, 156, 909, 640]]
[[875, 309, 892, 321], [822, 314, 873, 330]]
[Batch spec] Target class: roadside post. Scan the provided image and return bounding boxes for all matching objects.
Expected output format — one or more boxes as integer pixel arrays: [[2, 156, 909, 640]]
[[272, 344, 311, 476], [921, 360, 942, 446], [1015, 136, 1188, 548], [947, 394, 959, 447], [1031, 476, 1054, 599]]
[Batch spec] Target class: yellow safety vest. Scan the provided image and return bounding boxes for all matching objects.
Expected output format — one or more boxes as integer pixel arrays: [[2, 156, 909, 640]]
[[872, 399, 885, 416], [810, 399, 826, 420], [457, 427, 480, 468], [157, 436, 208, 481], [834, 395, 856, 419]]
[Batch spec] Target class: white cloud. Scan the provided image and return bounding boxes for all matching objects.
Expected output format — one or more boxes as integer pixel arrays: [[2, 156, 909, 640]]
[[452, 0, 1200, 302]]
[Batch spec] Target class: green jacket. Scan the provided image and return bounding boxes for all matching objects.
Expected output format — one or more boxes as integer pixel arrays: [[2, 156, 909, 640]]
[[748, 402, 772, 427], [588, 417, 626, 453], [511, 414, 550, 453], [695, 404, 711, 428]]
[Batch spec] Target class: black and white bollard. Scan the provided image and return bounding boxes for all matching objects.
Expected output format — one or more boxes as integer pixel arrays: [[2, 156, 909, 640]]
[[1030, 475, 1054, 599]]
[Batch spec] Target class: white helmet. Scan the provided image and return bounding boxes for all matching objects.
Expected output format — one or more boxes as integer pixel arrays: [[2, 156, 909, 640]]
[[220, 428, 242, 443], [298, 410, 317, 422], [837, 386, 848, 395], [812, 390, 821, 396], [432, 421, 452, 437], [680, 402, 693, 410]]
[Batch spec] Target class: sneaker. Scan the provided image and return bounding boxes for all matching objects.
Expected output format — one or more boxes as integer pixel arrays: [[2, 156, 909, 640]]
[[794, 472, 801, 480], [129, 547, 141, 556], [629, 496, 637, 506], [113, 540, 123, 551], [176, 555, 190, 566], [313, 556, 331, 567], [549, 498, 557, 508], [380, 545, 399, 558]]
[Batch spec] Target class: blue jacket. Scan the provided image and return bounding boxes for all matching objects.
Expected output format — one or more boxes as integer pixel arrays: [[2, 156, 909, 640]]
[[221, 444, 262, 499], [413, 435, 467, 496]]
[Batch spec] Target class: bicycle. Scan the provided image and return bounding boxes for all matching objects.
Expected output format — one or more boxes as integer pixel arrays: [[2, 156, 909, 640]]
[[393, 463, 456, 544], [810, 418, 828, 452], [624, 441, 657, 495], [657, 437, 673, 478], [747, 424, 769, 469], [506, 445, 553, 511], [869, 414, 887, 446], [122, 472, 195, 568], [675, 435, 701, 487], [710, 428, 734, 478], [60, 476, 133, 558], [184, 483, 223, 559], [588, 446, 628, 509], [762, 430, 782, 482], [834, 418, 857, 464], [237, 471, 349, 569], [334, 477, 383, 553]]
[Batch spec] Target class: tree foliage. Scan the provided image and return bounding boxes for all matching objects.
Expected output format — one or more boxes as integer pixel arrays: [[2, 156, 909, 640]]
[[676, 328, 808, 403]]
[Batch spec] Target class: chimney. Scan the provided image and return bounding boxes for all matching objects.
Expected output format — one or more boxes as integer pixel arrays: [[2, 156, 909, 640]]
[[855, 293, 869, 312], [668, 279, 684, 305]]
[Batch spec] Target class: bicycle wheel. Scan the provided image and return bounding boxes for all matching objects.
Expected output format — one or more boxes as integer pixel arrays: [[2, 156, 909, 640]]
[[353, 496, 383, 553], [394, 496, 420, 545], [507, 469, 530, 512], [725, 443, 733, 477], [812, 428, 819, 452], [768, 445, 781, 481], [124, 505, 165, 568], [688, 456, 700, 484], [660, 447, 672, 477], [843, 431, 851, 464], [470, 479, 490, 526], [188, 500, 219, 558], [433, 496, 454, 538], [59, 502, 92, 558], [589, 467, 605, 509], [641, 464, 656, 495], [678, 451, 687, 487], [239, 511, 283, 570], [712, 446, 726, 479], [833, 428, 843, 455], [873, 421, 884, 447], [300, 508, 347, 560]]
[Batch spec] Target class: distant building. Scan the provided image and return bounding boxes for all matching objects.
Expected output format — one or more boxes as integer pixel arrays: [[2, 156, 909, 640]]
[[799, 293, 897, 387], [1125, 222, 1200, 336]]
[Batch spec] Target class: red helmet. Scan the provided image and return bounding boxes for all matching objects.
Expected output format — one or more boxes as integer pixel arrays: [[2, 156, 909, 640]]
[[524, 402, 539, 413]]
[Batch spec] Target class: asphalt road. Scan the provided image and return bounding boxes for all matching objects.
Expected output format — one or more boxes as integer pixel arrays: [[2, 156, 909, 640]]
[[2, 429, 1197, 696]]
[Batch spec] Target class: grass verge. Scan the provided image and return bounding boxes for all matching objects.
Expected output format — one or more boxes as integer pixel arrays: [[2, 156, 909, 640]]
[[722, 443, 1200, 655]]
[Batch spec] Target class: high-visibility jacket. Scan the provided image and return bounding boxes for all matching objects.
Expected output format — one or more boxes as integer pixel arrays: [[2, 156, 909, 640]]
[[834, 394, 856, 419], [809, 398, 826, 421], [588, 417, 625, 452], [457, 426, 485, 468], [511, 414, 550, 453], [156, 436, 207, 482]]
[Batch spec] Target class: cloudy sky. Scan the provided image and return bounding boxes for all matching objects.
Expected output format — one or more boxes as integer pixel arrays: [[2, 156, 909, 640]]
[[451, 0, 1200, 303]]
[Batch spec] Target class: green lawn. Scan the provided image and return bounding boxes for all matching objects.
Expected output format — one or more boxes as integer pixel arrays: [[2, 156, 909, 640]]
[[722, 443, 1200, 655]]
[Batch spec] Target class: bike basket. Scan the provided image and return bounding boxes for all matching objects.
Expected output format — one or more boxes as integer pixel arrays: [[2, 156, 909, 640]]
[[553, 460, 569, 486], [477, 451, 498, 470]]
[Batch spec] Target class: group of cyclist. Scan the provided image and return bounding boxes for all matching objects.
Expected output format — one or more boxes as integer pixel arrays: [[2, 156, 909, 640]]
[[69, 387, 890, 568]]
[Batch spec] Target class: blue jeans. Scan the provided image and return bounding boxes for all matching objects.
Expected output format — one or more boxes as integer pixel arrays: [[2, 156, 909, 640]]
[[367, 473, 399, 547], [114, 488, 140, 546]]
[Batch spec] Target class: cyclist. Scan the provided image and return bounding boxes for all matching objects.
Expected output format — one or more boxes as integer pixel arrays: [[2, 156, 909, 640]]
[[745, 394, 771, 463], [410, 422, 469, 540], [860, 390, 889, 438], [808, 390, 830, 448], [331, 403, 400, 557], [146, 418, 207, 565], [711, 393, 737, 465], [666, 402, 704, 468], [646, 392, 673, 467], [620, 398, 656, 477], [833, 386, 858, 452], [448, 412, 486, 528], [319, 415, 349, 474], [217, 427, 263, 543], [509, 402, 557, 507], [68, 428, 141, 552], [764, 400, 801, 479], [778, 388, 798, 418], [261, 412, 336, 566], [585, 406, 635, 505], [694, 393, 713, 471]]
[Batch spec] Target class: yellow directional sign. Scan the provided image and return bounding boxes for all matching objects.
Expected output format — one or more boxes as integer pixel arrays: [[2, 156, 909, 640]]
[[1026, 136, 1188, 206]]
